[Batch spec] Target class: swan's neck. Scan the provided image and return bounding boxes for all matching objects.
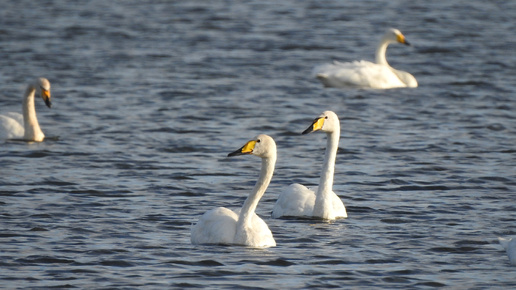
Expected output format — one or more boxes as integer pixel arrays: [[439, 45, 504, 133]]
[[22, 85, 44, 141], [236, 155, 276, 230], [375, 38, 391, 66], [313, 129, 339, 218]]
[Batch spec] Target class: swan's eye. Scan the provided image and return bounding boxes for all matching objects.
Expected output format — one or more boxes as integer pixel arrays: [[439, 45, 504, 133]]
[[325, 116, 329, 119], [256, 139, 261, 143]]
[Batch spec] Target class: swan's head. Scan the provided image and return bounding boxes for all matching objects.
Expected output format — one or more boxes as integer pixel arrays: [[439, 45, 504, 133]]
[[228, 134, 276, 159], [302, 111, 340, 134], [35, 78, 52, 108], [384, 28, 411, 46]]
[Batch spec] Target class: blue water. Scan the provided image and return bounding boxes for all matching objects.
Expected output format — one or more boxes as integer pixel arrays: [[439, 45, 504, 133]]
[[1, 0, 515, 288]]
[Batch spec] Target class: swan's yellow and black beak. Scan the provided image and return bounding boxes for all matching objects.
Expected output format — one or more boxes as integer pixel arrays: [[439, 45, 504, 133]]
[[228, 140, 257, 157], [41, 88, 52, 108], [397, 33, 411, 46], [302, 116, 325, 135]]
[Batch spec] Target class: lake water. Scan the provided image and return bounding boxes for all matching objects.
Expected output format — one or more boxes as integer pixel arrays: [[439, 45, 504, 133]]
[[1, 0, 515, 288]]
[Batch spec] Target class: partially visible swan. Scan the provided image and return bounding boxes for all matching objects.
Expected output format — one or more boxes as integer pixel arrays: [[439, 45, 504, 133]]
[[272, 111, 347, 220], [191, 134, 276, 247], [498, 237, 516, 265], [0, 78, 52, 142], [313, 28, 418, 89]]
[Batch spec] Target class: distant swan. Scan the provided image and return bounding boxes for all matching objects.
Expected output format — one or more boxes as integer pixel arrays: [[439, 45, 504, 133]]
[[313, 28, 418, 89], [498, 237, 516, 265], [191, 134, 276, 247], [0, 78, 52, 142], [272, 111, 347, 220]]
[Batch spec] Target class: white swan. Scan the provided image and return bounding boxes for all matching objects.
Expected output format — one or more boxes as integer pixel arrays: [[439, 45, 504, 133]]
[[272, 111, 347, 220], [498, 237, 516, 265], [191, 134, 276, 247], [313, 28, 418, 89], [0, 78, 52, 142]]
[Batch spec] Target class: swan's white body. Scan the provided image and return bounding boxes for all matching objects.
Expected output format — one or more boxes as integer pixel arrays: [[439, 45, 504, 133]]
[[0, 78, 52, 142], [313, 28, 418, 89], [191, 134, 276, 247], [272, 111, 347, 220], [498, 237, 516, 265]]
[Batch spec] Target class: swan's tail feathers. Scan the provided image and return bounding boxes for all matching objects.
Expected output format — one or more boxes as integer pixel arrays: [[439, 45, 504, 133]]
[[316, 73, 329, 80], [499, 237, 512, 250], [315, 73, 333, 88], [312, 63, 332, 77]]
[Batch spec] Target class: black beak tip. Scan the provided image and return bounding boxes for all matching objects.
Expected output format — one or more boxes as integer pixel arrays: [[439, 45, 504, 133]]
[[404, 40, 411, 46], [301, 127, 313, 135], [228, 151, 242, 157], [45, 101, 52, 108]]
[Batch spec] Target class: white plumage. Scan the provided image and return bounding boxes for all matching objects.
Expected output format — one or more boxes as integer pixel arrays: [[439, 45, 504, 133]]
[[313, 28, 417, 89], [0, 78, 52, 142], [272, 111, 347, 220], [498, 237, 516, 265], [191, 134, 277, 247]]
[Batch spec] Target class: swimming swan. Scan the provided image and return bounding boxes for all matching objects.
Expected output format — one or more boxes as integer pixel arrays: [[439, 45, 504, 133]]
[[498, 237, 516, 265], [191, 134, 276, 247], [272, 111, 347, 220], [0, 78, 52, 142], [313, 28, 418, 89]]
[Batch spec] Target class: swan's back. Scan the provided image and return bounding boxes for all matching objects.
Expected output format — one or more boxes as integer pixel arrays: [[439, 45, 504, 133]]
[[0, 113, 24, 140], [4, 112, 23, 124], [272, 184, 347, 219], [314, 61, 410, 89], [191, 207, 238, 245], [272, 183, 316, 218], [190, 207, 275, 247]]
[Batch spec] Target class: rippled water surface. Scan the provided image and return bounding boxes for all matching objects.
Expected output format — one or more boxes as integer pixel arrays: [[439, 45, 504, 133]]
[[1, 0, 516, 288]]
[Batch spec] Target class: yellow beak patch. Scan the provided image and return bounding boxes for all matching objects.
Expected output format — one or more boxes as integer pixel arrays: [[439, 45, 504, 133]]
[[42, 89, 51, 99], [240, 140, 257, 154], [312, 117, 325, 131], [396, 34, 406, 44]]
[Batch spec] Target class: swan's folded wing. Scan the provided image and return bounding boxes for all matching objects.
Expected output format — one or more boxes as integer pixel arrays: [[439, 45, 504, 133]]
[[313, 61, 379, 88], [0, 114, 25, 140], [499, 237, 511, 250], [272, 183, 316, 218], [313, 61, 409, 89], [5, 112, 23, 125], [191, 207, 238, 245], [499, 237, 516, 265]]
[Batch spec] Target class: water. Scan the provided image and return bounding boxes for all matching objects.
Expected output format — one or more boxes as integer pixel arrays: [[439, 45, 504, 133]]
[[1, 0, 515, 288]]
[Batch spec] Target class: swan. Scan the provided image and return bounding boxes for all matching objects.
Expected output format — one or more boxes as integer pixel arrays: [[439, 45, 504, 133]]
[[313, 28, 418, 89], [0, 78, 52, 142], [191, 134, 276, 247], [498, 237, 516, 265], [272, 111, 347, 220]]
